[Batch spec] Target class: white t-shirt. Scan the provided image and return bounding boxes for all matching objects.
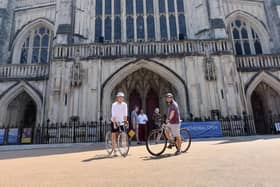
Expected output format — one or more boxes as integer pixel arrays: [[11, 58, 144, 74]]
[[111, 102, 128, 122], [138, 114, 148, 125]]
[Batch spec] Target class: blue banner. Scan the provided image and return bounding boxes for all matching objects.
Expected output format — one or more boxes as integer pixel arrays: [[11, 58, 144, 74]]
[[0, 129, 5, 144], [8, 128, 19, 144], [181, 121, 223, 138]]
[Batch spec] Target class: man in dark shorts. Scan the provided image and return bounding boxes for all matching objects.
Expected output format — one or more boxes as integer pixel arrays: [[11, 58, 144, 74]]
[[111, 92, 128, 156], [165, 93, 182, 155]]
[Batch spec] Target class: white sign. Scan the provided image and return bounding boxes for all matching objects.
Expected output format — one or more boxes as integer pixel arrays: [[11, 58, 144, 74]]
[[275, 123, 280, 132]]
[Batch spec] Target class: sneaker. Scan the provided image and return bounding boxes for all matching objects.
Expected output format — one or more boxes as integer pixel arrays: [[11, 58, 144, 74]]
[[175, 150, 181, 156], [167, 144, 173, 149], [113, 150, 118, 157]]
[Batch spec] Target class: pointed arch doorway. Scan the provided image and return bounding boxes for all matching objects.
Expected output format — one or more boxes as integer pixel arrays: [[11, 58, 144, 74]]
[[251, 82, 280, 134]]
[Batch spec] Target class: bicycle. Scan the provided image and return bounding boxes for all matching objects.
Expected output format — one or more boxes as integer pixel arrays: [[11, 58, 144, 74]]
[[105, 121, 130, 157], [146, 123, 192, 156]]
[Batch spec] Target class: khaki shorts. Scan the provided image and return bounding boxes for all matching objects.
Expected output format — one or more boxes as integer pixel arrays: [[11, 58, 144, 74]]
[[167, 123, 181, 137]]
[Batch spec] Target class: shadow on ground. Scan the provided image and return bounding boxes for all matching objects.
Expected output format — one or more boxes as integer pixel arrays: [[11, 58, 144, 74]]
[[0, 145, 106, 160], [212, 135, 280, 145], [141, 153, 176, 161], [82, 154, 113, 162]]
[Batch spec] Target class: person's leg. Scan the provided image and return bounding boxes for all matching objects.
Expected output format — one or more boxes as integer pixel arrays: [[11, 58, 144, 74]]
[[174, 124, 182, 153], [139, 125, 144, 142], [135, 125, 140, 143], [111, 132, 117, 150], [144, 125, 147, 141]]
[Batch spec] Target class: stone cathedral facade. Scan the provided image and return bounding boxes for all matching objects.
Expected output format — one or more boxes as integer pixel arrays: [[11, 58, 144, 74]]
[[1, 0, 280, 134]]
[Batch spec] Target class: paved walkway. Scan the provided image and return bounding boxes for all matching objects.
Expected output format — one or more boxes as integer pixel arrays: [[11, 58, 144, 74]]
[[0, 135, 279, 187]]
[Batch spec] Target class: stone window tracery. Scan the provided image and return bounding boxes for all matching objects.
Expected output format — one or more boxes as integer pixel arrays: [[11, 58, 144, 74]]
[[230, 19, 263, 55], [20, 26, 51, 64]]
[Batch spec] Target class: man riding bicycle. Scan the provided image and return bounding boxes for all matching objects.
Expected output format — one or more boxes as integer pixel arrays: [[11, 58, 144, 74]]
[[111, 92, 128, 156], [165, 93, 182, 155]]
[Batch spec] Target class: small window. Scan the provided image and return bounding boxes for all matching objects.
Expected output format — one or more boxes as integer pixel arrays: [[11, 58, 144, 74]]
[[105, 17, 112, 41], [147, 16, 155, 40], [178, 14, 187, 37], [105, 0, 112, 15], [160, 15, 168, 39], [159, 0, 166, 13], [96, 0, 102, 16], [137, 16, 145, 40], [146, 0, 154, 14], [95, 17, 102, 41], [168, 0, 175, 13], [126, 16, 134, 41], [136, 0, 144, 14], [114, 17, 122, 41], [169, 15, 177, 39], [177, 0, 184, 13], [126, 0, 133, 15], [114, 0, 121, 15]]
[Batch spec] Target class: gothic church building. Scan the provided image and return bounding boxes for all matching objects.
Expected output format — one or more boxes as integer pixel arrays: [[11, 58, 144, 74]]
[[1, 0, 280, 134]]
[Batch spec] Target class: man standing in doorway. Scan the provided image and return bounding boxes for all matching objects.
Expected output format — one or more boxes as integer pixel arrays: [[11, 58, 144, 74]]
[[137, 109, 148, 143], [131, 106, 140, 144], [111, 92, 128, 156], [165, 93, 182, 155]]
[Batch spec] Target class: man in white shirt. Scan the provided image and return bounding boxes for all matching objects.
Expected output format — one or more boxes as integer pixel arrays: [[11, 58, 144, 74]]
[[137, 109, 148, 142], [111, 92, 128, 155]]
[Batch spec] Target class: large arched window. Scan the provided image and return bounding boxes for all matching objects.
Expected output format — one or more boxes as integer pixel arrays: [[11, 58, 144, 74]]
[[230, 19, 263, 55], [20, 26, 52, 64]]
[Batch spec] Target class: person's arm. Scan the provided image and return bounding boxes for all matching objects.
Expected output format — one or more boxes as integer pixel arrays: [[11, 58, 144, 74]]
[[169, 110, 175, 122], [111, 104, 117, 129], [111, 104, 116, 123], [123, 104, 128, 127]]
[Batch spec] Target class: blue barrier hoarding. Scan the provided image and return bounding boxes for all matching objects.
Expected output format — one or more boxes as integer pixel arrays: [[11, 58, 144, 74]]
[[181, 121, 223, 138], [8, 128, 19, 144], [0, 129, 5, 144]]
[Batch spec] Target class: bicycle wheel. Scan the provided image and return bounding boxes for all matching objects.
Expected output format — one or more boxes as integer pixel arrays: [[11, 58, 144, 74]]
[[179, 128, 192, 153], [146, 129, 167, 156], [117, 132, 130, 157], [105, 131, 113, 156]]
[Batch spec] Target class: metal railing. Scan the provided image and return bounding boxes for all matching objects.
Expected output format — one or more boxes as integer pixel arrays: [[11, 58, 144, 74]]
[[0, 121, 111, 145], [221, 117, 256, 137], [0, 63, 49, 80], [236, 54, 280, 72], [53, 39, 232, 60]]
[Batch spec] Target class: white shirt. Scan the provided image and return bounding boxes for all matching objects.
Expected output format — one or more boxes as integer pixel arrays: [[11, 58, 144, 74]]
[[138, 114, 148, 125], [111, 102, 128, 122]]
